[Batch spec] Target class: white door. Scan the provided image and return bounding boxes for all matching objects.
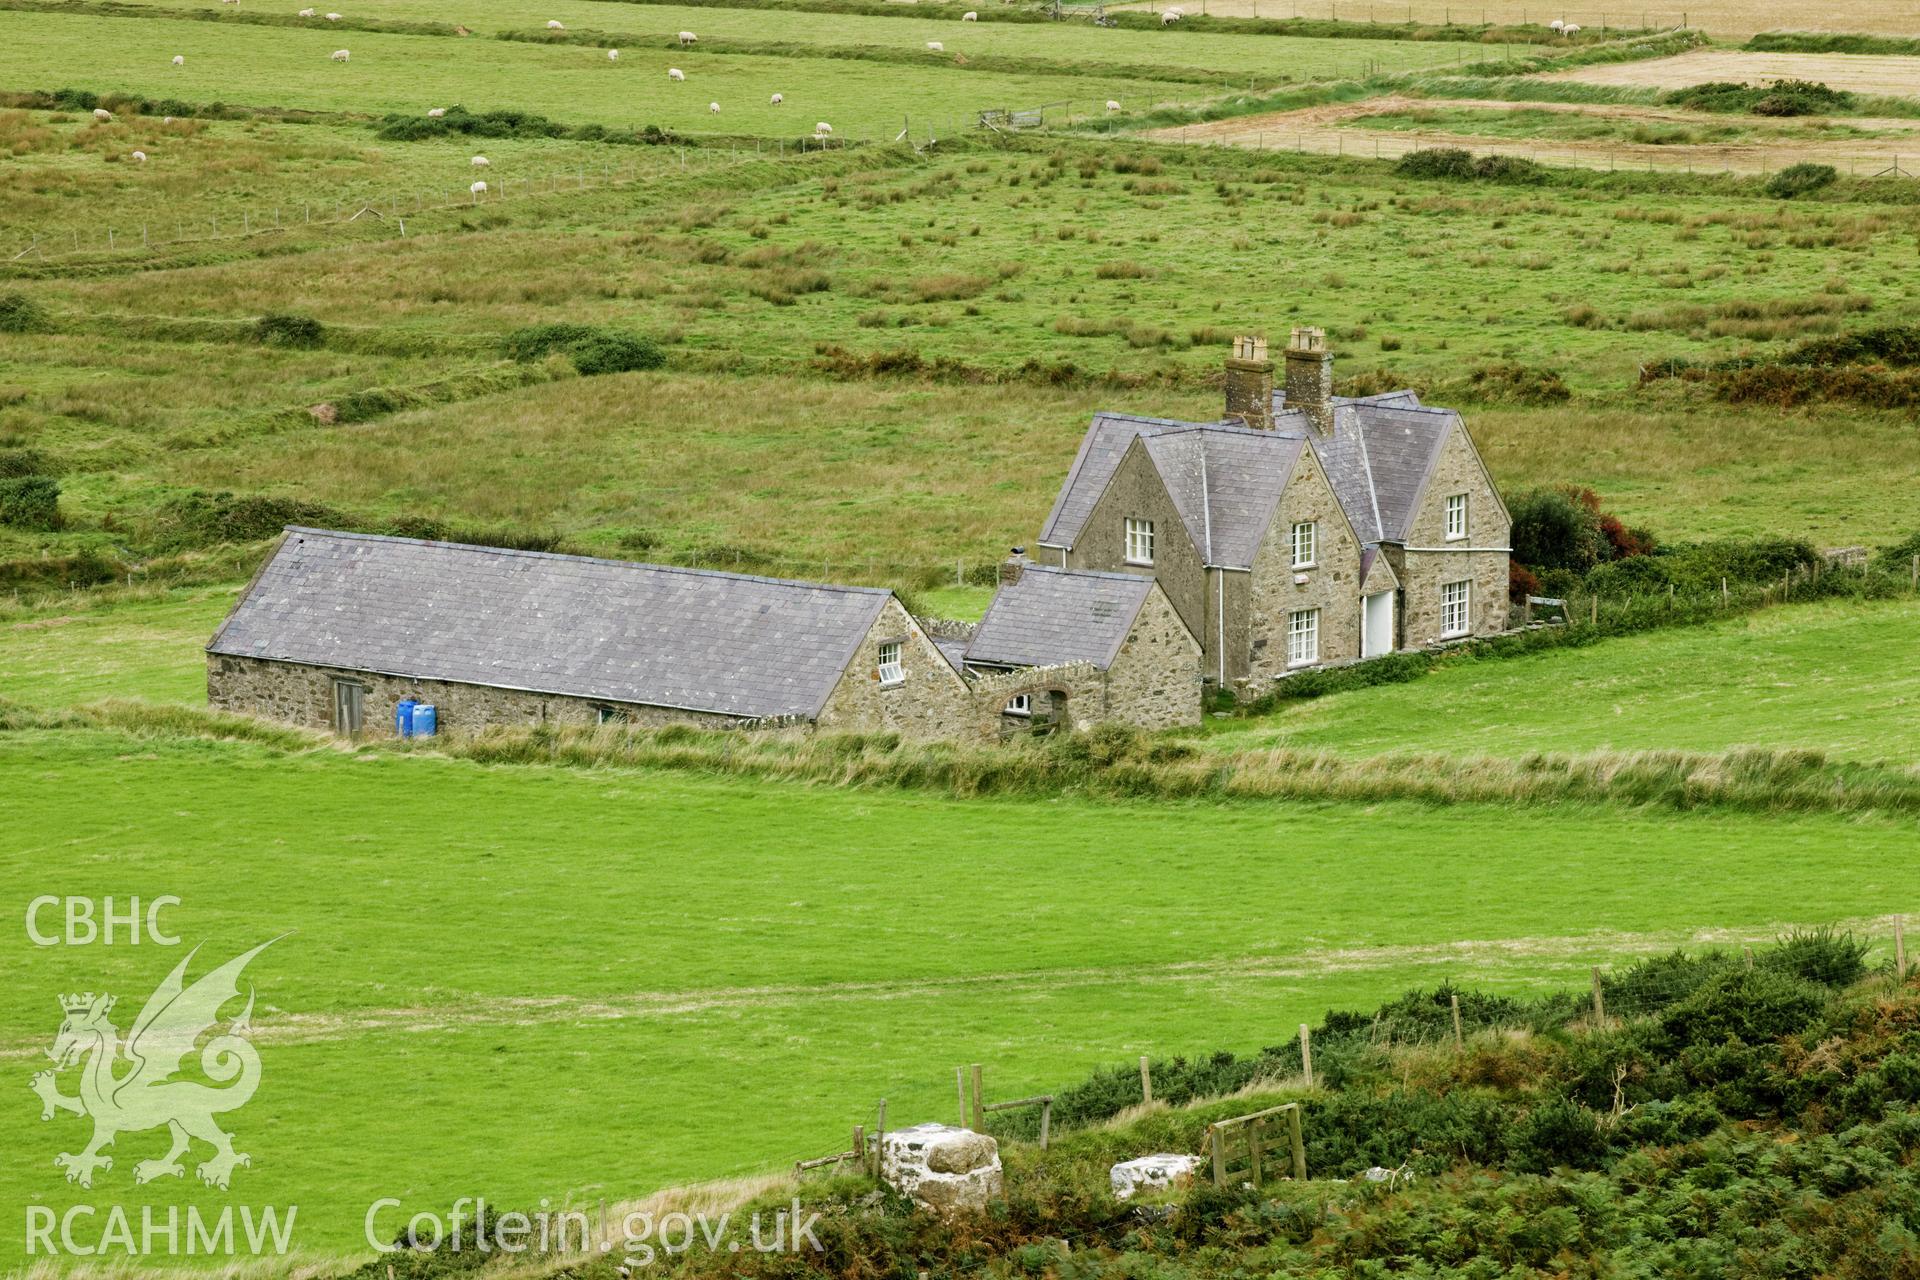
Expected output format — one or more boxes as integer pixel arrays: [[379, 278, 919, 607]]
[[1363, 591, 1394, 659]]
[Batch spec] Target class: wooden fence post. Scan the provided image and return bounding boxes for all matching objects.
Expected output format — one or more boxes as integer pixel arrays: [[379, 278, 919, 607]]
[[1247, 1118, 1263, 1185], [1898, 917, 1907, 978], [853, 1124, 865, 1172], [1591, 967, 1606, 1024], [1140, 1055, 1153, 1105], [875, 1099, 887, 1176], [1210, 1125, 1226, 1187], [1286, 1104, 1306, 1180], [970, 1063, 984, 1132], [1451, 993, 1463, 1049], [1743, 945, 1754, 969], [1040, 1097, 1052, 1150], [1299, 1024, 1314, 1088]]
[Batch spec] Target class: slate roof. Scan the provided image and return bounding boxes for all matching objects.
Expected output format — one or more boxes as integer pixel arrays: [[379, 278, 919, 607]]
[[964, 566, 1158, 671], [207, 528, 892, 719], [1038, 390, 1456, 557]]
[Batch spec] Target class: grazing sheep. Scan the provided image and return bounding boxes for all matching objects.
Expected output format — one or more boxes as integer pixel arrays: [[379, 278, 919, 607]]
[[962, 9, 977, 17], [927, 40, 943, 50], [546, 18, 563, 27], [1161, 6, 1181, 20], [427, 106, 446, 117], [330, 47, 349, 60], [667, 67, 685, 80], [769, 92, 783, 104], [325, 10, 340, 17], [470, 180, 487, 194], [1562, 21, 1580, 33], [163, 115, 174, 123], [607, 48, 619, 60], [92, 107, 112, 121], [470, 154, 489, 166], [297, 6, 314, 13], [172, 54, 184, 65], [678, 30, 697, 44], [709, 101, 720, 113], [814, 121, 832, 134], [131, 150, 147, 161], [1548, 17, 1564, 27], [1106, 98, 1120, 111]]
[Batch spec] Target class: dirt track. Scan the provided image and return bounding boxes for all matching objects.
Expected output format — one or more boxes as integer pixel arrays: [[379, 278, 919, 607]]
[[1545, 47, 1920, 95], [1145, 93, 1920, 175], [1106, 0, 1918, 40]]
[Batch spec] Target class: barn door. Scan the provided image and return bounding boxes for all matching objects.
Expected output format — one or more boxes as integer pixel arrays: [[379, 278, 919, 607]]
[[331, 679, 365, 735]]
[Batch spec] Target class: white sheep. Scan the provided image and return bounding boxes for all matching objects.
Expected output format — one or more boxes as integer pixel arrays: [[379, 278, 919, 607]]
[[962, 9, 978, 17], [667, 67, 685, 80], [172, 54, 184, 65], [1548, 17, 1564, 27], [470, 154, 489, 166], [546, 18, 563, 28], [330, 47, 349, 60], [325, 10, 340, 18], [1161, 6, 1182, 21], [814, 121, 832, 134], [769, 92, 783, 104], [1106, 98, 1120, 111], [678, 29, 697, 44], [927, 40, 943, 50], [297, 6, 314, 14], [92, 107, 113, 121], [607, 48, 619, 60], [131, 149, 147, 161], [427, 106, 446, 117], [470, 180, 487, 194], [709, 101, 720, 113], [163, 115, 174, 123], [1562, 21, 1581, 33]]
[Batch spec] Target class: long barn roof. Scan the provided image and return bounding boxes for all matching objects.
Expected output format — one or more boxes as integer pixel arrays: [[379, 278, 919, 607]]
[[207, 528, 890, 719]]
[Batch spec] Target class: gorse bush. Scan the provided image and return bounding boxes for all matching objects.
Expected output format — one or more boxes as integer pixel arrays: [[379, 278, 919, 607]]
[[0, 476, 60, 529], [252, 312, 325, 349], [501, 325, 665, 375], [0, 292, 50, 334], [1766, 162, 1838, 199], [1666, 78, 1854, 116], [1393, 148, 1547, 184]]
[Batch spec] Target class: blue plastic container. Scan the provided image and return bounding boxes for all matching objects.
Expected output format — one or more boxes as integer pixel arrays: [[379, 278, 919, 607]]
[[411, 704, 437, 737], [395, 699, 417, 738]]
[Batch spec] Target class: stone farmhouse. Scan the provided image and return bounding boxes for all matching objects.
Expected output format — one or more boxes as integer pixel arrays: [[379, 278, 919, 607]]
[[206, 329, 1507, 742]]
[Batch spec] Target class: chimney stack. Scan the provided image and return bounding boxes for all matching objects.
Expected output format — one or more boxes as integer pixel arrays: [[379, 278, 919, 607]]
[[1285, 326, 1334, 437], [999, 547, 1026, 586], [1223, 334, 1273, 430]]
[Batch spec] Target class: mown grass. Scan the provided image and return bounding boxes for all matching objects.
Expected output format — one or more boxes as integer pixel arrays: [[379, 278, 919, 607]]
[[1208, 597, 1920, 762], [2, 718, 1916, 1266]]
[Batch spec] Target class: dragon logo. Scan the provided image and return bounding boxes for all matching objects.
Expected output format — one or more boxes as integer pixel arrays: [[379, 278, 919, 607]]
[[30, 939, 279, 1190]]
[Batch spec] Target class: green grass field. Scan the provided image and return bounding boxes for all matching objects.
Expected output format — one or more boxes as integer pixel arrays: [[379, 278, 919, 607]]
[[4, 718, 1915, 1267], [1209, 598, 1920, 762]]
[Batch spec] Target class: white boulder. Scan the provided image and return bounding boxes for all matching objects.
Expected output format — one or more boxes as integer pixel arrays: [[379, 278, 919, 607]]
[[1110, 1154, 1204, 1201], [878, 1124, 1002, 1214]]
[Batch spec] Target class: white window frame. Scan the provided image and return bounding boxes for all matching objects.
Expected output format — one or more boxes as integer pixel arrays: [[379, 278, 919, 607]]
[[877, 641, 904, 686], [1124, 517, 1155, 566], [1286, 607, 1320, 668], [1445, 493, 1468, 542], [1005, 694, 1031, 717], [1291, 521, 1317, 569], [1441, 579, 1471, 638]]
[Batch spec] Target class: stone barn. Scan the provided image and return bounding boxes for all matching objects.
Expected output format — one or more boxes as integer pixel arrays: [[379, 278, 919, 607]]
[[207, 528, 971, 738]]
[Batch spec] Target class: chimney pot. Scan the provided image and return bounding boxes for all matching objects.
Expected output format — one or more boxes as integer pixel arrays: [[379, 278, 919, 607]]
[[1285, 325, 1334, 436], [1223, 333, 1274, 430]]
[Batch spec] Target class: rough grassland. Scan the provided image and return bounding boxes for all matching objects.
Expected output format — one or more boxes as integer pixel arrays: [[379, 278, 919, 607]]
[[1208, 598, 1920, 762], [2, 723, 1916, 1267], [1544, 47, 1920, 95]]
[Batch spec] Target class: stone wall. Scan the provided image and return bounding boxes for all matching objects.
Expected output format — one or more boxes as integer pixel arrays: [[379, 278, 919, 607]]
[[206, 654, 740, 736], [815, 598, 975, 739], [1244, 449, 1364, 684], [1392, 422, 1512, 646], [1099, 585, 1204, 730]]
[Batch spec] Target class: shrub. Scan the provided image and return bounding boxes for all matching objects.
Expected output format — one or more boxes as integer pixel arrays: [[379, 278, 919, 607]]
[[1509, 1097, 1610, 1172], [1662, 967, 1826, 1047], [1508, 560, 1542, 603], [0, 292, 50, 334], [1459, 362, 1569, 404], [1765, 163, 1837, 199], [154, 490, 346, 549], [502, 325, 664, 375], [1395, 147, 1477, 179], [1509, 488, 1608, 573], [0, 475, 60, 529], [252, 312, 325, 349], [0, 448, 54, 479]]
